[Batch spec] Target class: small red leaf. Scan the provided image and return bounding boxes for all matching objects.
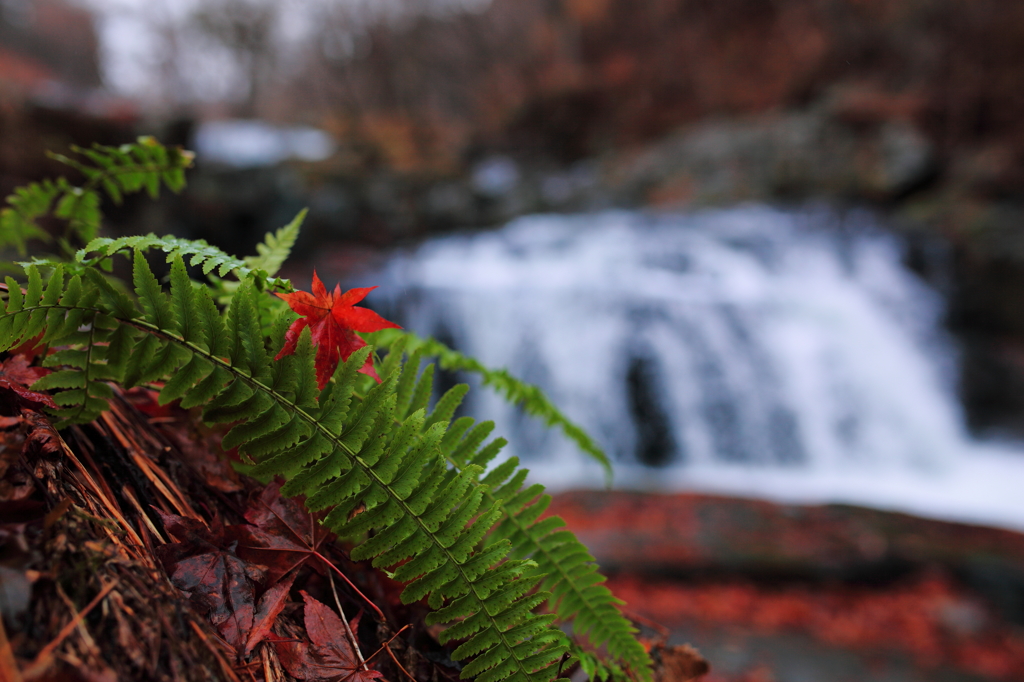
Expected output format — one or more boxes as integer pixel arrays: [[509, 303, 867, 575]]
[[302, 591, 358, 661], [230, 479, 333, 586], [275, 271, 400, 389], [245, 570, 297, 656], [275, 592, 385, 682]]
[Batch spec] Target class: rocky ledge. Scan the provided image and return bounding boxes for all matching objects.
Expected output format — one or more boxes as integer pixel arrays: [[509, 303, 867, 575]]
[[549, 490, 1024, 681]]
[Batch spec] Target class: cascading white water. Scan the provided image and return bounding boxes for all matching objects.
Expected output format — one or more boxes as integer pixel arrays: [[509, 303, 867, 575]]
[[371, 206, 1024, 530]]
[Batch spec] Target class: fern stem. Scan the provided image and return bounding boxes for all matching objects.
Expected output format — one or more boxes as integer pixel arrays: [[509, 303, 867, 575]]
[[69, 314, 99, 423]]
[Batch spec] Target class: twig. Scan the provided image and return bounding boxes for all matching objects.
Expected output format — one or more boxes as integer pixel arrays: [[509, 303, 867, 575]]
[[32, 579, 118, 666], [55, 584, 100, 659], [377, 626, 417, 682], [121, 485, 167, 544], [100, 410, 200, 521], [61, 434, 147, 551], [188, 620, 242, 682], [316, 551, 386, 622], [361, 624, 410, 667], [330, 572, 368, 671], [42, 497, 74, 530], [260, 644, 279, 682]]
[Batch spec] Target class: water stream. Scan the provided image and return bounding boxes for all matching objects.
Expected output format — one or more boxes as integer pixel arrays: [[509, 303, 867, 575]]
[[370, 205, 1024, 530]]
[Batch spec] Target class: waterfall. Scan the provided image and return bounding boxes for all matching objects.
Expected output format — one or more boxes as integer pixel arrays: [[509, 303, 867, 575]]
[[370, 206, 1024, 530]]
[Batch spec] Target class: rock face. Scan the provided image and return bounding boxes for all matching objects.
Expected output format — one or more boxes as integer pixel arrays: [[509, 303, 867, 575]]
[[548, 491, 1024, 600], [608, 108, 935, 206], [549, 490, 1024, 681]]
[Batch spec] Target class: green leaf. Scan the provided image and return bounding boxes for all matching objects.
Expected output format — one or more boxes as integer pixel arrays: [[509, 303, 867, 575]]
[[244, 209, 305, 277]]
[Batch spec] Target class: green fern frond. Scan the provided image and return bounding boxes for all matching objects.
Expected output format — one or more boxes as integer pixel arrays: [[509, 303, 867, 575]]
[[0, 254, 604, 682], [371, 329, 613, 485], [244, 208, 306, 277], [1, 137, 193, 261], [1, 135, 193, 260], [0, 181, 58, 256], [48, 135, 192, 202], [78, 233, 292, 292], [81, 234, 246, 276], [413, 364, 650, 680], [485, 474, 649, 681], [377, 340, 646, 679], [0, 128, 649, 680]]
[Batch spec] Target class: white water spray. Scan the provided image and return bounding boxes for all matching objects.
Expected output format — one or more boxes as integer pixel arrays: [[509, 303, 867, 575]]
[[373, 206, 1024, 530]]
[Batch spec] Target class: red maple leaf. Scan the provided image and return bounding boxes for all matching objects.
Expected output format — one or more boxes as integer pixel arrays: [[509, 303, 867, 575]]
[[231, 481, 386, 622], [275, 272, 401, 389], [244, 570, 297, 657], [153, 510, 256, 653], [274, 591, 385, 682], [231, 480, 335, 586]]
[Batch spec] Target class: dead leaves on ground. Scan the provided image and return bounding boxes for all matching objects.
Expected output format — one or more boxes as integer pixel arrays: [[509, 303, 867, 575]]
[[232, 481, 335, 587], [0, 374, 401, 682], [274, 592, 382, 682], [155, 481, 389, 680]]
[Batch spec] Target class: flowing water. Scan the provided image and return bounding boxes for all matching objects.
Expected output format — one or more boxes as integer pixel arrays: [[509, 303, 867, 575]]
[[370, 205, 1024, 530]]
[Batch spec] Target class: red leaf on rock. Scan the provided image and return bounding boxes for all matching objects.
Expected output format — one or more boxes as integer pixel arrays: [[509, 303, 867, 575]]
[[231, 480, 335, 587], [275, 591, 385, 682], [0, 355, 55, 409], [275, 271, 400, 389]]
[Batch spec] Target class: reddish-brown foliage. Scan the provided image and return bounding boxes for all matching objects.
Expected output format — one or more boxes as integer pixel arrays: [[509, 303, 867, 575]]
[[609, 572, 1024, 681], [0, 353, 54, 409], [231, 480, 335, 586], [273, 592, 383, 682]]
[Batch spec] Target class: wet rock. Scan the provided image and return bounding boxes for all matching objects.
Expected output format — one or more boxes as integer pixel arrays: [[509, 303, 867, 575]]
[[548, 490, 1024, 621], [607, 107, 935, 206]]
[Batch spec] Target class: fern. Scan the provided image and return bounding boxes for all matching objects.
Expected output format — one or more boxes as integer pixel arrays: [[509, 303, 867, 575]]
[[0, 256, 569, 681], [371, 329, 613, 484], [244, 208, 305, 277], [0, 137, 193, 260], [374, 336, 648, 680], [0, 181, 58, 256], [77, 232, 292, 292], [0, 142, 653, 682]]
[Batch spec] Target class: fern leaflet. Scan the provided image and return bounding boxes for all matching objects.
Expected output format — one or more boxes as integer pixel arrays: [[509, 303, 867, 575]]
[[371, 329, 613, 484], [244, 208, 305, 277], [384, 347, 651, 681], [0, 137, 193, 259]]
